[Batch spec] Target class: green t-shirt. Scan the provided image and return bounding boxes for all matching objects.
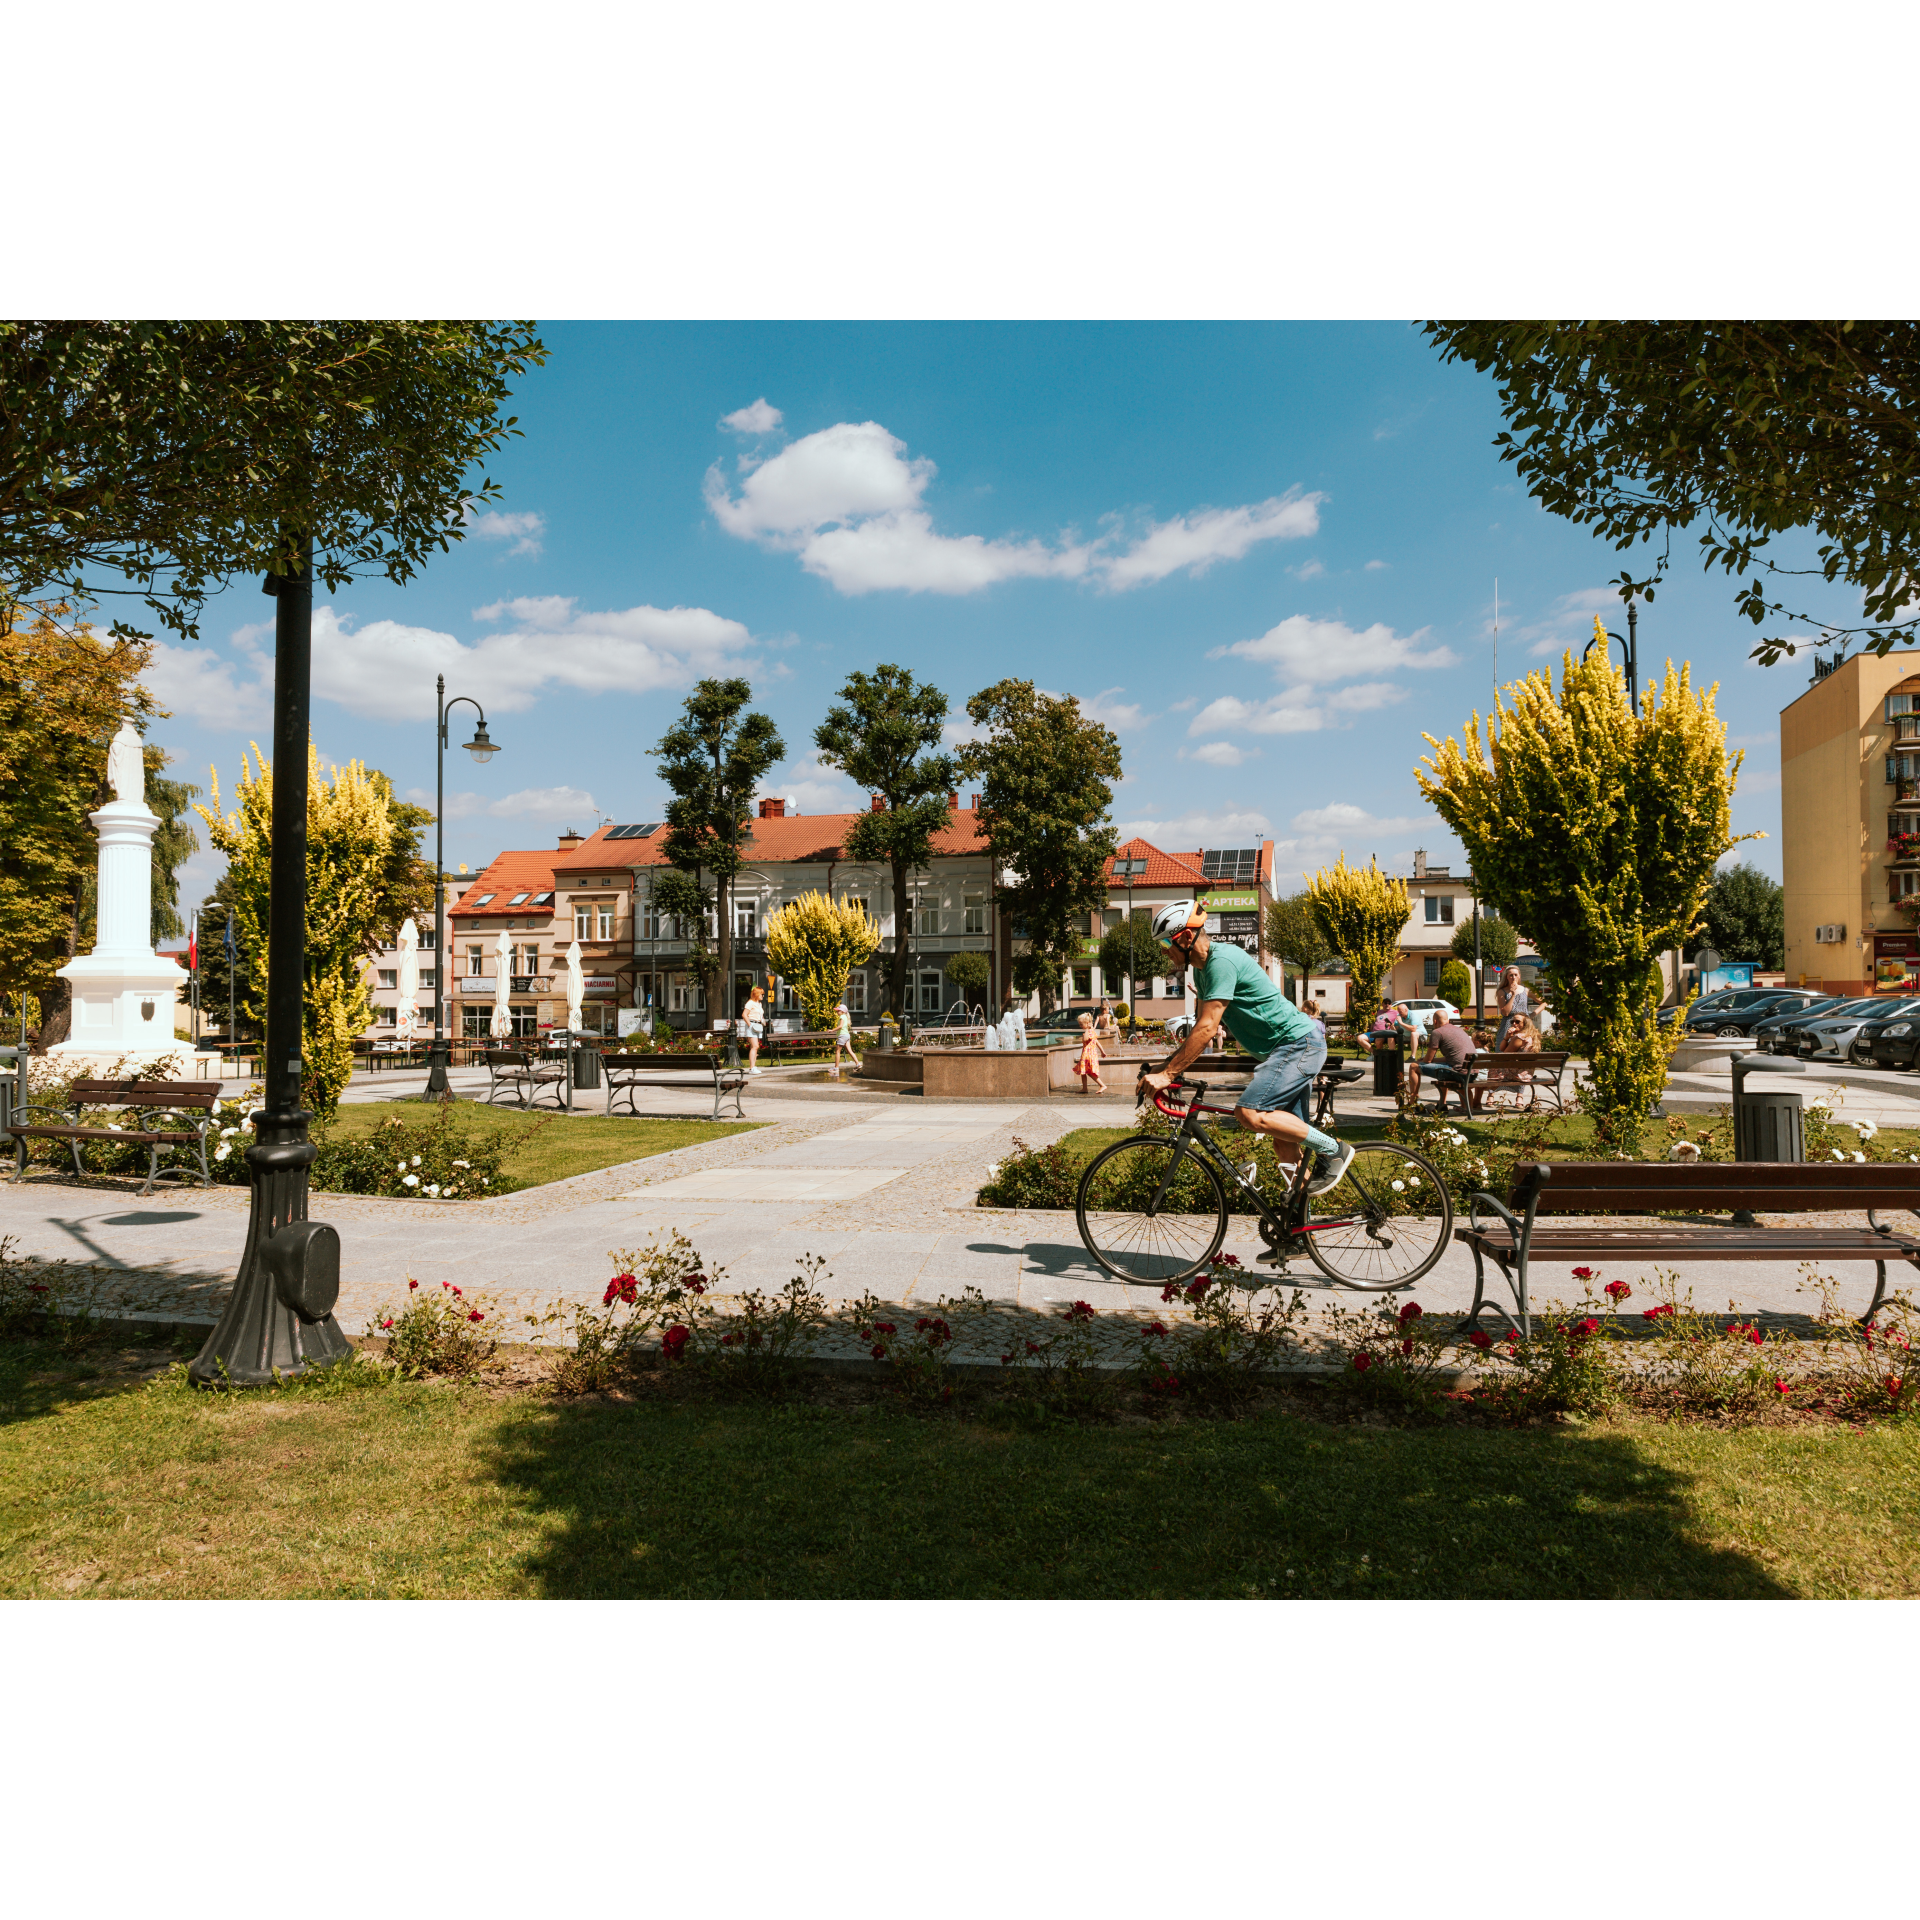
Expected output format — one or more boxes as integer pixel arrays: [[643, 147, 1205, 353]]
[[1191, 940, 1315, 1058]]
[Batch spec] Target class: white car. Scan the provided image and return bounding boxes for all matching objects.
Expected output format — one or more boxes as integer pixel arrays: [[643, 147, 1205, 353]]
[[1390, 998, 1460, 1038]]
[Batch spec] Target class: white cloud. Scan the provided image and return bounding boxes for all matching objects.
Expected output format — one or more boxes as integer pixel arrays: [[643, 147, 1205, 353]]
[[1209, 615, 1458, 685], [1325, 682, 1408, 713], [1187, 694, 1323, 736], [706, 412, 1319, 597], [142, 634, 273, 730], [1289, 803, 1427, 839], [467, 509, 546, 559], [1076, 687, 1148, 733], [762, 749, 866, 816], [292, 598, 754, 723], [1098, 492, 1322, 589], [1114, 805, 1273, 848], [1292, 557, 1326, 582], [1517, 586, 1630, 657], [720, 398, 783, 435], [1365, 559, 1389, 572], [407, 785, 599, 823], [1265, 802, 1450, 887], [1185, 741, 1252, 767]]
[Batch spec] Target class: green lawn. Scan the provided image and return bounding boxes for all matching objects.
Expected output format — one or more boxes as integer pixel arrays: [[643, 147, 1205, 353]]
[[4, 1337, 1916, 1597], [325, 1100, 758, 1191]]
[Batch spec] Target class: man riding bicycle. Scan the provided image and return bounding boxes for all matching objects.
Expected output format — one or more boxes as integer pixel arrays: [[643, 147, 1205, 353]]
[[1137, 901, 1355, 1219]]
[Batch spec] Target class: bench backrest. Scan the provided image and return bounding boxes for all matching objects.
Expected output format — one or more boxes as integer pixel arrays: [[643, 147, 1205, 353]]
[[1471, 1050, 1568, 1067], [488, 1052, 529, 1067], [71, 1079, 218, 1110], [1514, 1159, 1920, 1214]]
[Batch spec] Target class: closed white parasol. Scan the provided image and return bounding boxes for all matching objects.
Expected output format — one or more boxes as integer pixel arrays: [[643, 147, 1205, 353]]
[[491, 928, 513, 1040], [566, 939, 585, 1031], [394, 916, 420, 1042]]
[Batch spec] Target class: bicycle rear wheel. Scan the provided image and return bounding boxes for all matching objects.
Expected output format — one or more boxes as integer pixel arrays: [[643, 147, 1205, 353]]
[[1076, 1136, 1229, 1285], [1303, 1142, 1452, 1290]]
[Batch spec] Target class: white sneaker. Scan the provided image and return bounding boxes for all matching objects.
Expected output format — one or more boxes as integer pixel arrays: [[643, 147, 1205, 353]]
[[1305, 1142, 1355, 1195], [750, 1065, 763, 1075]]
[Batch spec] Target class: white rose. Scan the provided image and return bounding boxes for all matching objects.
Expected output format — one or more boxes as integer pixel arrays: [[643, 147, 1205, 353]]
[[426, 1184, 441, 1197], [214, 1145, 229, 1162], [451, 1159, 470, 1169], [411, 1155, 422, 1167], [1855, 1121, 1878, 1140], [1391, 1180, 1405, 1192], [402, 1174, 419, 1187]]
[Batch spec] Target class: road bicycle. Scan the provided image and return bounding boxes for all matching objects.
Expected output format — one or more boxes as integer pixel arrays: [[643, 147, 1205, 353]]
[[1074, 1073, 1454, 1290]]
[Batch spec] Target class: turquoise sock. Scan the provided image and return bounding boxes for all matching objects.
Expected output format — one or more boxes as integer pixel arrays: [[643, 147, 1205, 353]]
[[1302, 1125, 1339, 1157]]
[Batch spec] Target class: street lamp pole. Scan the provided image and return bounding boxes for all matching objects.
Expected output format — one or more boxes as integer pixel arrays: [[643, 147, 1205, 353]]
[[191, 539, 351, 1385], [1586, 599, 1640, 711], [1112, 856, 1149, 1032], [425, 672, 500, 1098]]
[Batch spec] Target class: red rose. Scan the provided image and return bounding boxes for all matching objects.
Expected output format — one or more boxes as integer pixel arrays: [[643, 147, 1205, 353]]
[[452, 1287, 463, 1298], [1889, 1376, 1905, 1397], [1468, 1329, 1493, 1351], [1353, 1352, 1373, 1372], [1399, 1301, 1423, 1323], [26, 1282, 49, 1294], [1069, 1300, 1094, 1320], [1571, 1266, 1594, 1281], [1025, 1340, 1041, 1354], [1604, 1280, 1630, 1302], [1213, 1252, 1242, 1269], [687, 1274, 708, 1294], [1160, 1283, 1181, 1304], [468, 1310, 483, 1323], [1184, 1279, 1209, 1301], [875, 1321, 896, 1336], [408, 1279, 420, 1291], [1575, 1317, 1599, 1338], [1748, 1324, 1765, 1346], [380, 1317, 394, 1330], [661, 1324, 690, 1359], [1399, 1338, 1413, 1356], [1146, 1320, 1169, 1339], [1774, 1379, 1790, 1396]]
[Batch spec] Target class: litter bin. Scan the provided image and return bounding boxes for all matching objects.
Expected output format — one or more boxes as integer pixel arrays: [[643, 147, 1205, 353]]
[[1371, 1031, 1402, 1098], [1731, 1053, 1804, 1162], [0, 1046, 17, 1135], [571, 1044, 602, 1091]]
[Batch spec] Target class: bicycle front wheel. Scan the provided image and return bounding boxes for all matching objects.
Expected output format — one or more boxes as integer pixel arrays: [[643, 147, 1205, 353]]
[[1304, 1142, 1453, 1290], [1076, 1136, 1229, 1286]]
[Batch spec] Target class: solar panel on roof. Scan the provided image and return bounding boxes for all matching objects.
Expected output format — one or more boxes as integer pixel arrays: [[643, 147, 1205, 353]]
[[1200, 848, 1260, 881], [604, 823, 664, 840]]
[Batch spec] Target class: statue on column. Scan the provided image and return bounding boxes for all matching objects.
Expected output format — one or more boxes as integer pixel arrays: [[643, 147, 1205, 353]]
[[107, 718, 146, 807]]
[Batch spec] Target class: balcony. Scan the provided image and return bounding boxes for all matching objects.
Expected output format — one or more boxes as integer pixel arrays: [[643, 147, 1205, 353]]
[[1894, 715, 1920, 747]]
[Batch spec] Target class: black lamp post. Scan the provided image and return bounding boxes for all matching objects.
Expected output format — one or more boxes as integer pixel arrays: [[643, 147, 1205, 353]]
[[190, 540, 351, 1385], [1586, 600, 1640, 711], [424, 673, 499, 1098], [1113, 856, 1148, 1031]]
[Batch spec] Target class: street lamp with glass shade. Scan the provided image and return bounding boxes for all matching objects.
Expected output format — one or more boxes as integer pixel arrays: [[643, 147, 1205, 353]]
[[426, 674, 500, 1097]]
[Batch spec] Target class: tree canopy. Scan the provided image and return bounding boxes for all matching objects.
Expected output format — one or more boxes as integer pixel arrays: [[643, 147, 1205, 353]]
[[1264, 890, 1334, 1001], [1305, 857, 1408, 1030], [957, 679, 1122, 1010], [0, 321, 546, 637], [1449, 911, 1519, 971], [813, 664, 956, 1018], [1098, 912, 1160, 1006], [652, 679, 785, 1019], [1694, 861, 1785, 969], [1425, 322, 1920, 663]]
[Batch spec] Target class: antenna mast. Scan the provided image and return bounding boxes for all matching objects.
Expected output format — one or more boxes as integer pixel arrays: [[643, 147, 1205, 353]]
[[1492, 578, 1499, 706]]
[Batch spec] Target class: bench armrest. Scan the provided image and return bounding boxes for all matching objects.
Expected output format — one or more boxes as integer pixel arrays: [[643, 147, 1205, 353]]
[[8, 1099, 80, 1128], [1466, 1188, 1525, 1236]]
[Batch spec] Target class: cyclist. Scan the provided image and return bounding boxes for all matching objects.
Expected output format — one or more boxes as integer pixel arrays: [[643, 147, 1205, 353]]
[[1138, 901, 1355, 1219]]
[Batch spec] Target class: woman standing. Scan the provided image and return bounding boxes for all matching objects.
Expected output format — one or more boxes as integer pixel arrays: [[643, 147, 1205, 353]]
[[1494, 967, 1530, 1052], [742, 983, 767, 1073]]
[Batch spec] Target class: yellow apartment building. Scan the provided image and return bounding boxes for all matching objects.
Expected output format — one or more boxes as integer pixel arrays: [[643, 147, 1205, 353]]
[[1781, 647, 1920, 996]]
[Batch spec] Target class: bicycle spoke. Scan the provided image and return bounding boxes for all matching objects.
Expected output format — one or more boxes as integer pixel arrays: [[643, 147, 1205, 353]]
[[1305, 1142, 1452, 1289], [1077, 1136, 1228, 1284]]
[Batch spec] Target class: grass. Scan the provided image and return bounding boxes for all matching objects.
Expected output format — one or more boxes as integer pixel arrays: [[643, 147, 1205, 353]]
[[317, 1101, 758, 1192], [4, 1334, 1917, 1597]]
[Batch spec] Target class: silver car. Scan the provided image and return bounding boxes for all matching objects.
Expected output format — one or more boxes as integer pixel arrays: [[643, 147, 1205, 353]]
[[1779, 997, 1920, 1061]]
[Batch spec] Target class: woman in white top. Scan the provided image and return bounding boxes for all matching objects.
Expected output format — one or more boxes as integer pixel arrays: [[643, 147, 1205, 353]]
[[742, 983, 767, 1073], [831, 1001, 854, 1078], [1494, 967, 1531, 1051]]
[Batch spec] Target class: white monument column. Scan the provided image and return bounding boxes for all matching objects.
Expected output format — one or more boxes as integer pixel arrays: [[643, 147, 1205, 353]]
[[49, 719, 196, 1077]]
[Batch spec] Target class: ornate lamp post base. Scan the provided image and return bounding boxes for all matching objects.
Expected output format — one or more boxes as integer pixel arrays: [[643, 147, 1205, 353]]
[[424, 1036, 451, 1097], [188, 1104, 351, 1385]]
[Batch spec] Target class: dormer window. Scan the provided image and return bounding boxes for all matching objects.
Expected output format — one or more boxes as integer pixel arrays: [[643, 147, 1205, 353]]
[[472, 894, 496, 905], [508, 893, 529, 906]]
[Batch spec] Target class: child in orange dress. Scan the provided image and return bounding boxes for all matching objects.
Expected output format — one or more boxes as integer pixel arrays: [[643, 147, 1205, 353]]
[[1073, 1011, 1107, 1093]]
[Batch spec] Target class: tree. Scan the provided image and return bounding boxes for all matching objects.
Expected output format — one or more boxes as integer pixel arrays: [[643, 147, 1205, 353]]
[[1694, 862, 1785, 969], [1449, 911, 1519, 972], [1438, 958, 1473, 1008], [944, 949, 992, 1010], [0, 322, 546, 639], [652, 680, 785, 1025], [1097, 912, 1160, 1009], [0, 602, 164, 1042], [1424, 322, 1920, 662], [1305, 856, 1409, 1031], [1264, 890, 1334, 1003], [146, 759, 201, 945], [957, 680, 1122, 1014], [197, 746, 430, 1120], [765, 891, 881, 1032], [1012, 950, 1064, 1007], [194, 873, 256, 1038], [1418, 634, 1746, 1136], [812, 664, 957, 1019], [650, 870, 716, 1015]]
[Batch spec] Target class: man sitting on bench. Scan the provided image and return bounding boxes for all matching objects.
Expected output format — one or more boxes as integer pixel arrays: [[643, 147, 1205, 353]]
[[1406, 1009, 1476, 1113]]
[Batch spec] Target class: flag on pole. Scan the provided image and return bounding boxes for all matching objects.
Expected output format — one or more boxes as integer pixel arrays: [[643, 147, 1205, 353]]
[[188, 925, 198, 973], [225, 913, 236, 957]]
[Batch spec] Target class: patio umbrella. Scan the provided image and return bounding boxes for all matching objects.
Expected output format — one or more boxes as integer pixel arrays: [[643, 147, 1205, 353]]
[[566, 939, 585, 1031], [491, 928, 513, 1040], [394, 916, 420, 1043]]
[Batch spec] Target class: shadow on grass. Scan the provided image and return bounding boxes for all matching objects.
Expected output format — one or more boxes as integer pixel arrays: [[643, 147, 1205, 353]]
[[483, 1391, 1793, 1600]]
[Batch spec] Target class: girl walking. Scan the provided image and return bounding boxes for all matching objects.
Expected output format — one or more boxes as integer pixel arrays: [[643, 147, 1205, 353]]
[[1073, 1010, 1107, 1093]]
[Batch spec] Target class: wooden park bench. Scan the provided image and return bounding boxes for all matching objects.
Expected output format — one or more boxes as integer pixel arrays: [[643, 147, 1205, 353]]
[[7, 1078, 220, 1196], [1416, 1048, 1571, 1115], [481, 1049, 567, 1109], [1458, 1160, 1920, 1336], [604, 1050, 748, 1122]]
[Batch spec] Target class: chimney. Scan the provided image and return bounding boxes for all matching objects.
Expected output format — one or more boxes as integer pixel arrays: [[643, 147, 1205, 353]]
[[968, 794, 979, 810], [557, 831, 584, 851], [948, 792, 959, 811], [870, 794, 886, 812], [1413, 848, 1427, 879], [759, 797, 786, 819]]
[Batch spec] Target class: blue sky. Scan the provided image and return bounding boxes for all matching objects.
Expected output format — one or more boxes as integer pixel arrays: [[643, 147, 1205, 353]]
[[146, 321, 1842, 917]]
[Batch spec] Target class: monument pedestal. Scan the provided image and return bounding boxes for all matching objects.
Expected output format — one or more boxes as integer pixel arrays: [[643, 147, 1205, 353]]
[[47, 796, 196, 1078]]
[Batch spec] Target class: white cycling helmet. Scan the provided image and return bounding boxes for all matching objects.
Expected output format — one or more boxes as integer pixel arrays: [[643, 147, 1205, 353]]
[[1151, 899, 1207, 943]]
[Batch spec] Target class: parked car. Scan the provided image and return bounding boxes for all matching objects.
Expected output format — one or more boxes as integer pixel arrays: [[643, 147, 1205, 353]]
[[1747, 996, 1856, 1052], [1659, 987, 1751, 1028], [1861, 1007, 1920, 1070], [1390, 997, 1460, 1038], [1685, 989, 1832, 1037], [1765, 997, 1910, 1060]]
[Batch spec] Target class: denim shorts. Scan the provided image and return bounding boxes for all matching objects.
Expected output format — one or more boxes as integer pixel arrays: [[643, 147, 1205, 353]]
[[1237, 1031, 1328, 1121]]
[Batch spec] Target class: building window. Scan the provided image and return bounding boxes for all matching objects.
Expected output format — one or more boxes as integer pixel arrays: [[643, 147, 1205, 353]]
[[575, 905, 592, 940], [965, 893, 987, 936], [420, 969, 437, 990], [775, 977, 799, 1014], [1424, 956, 1441, 987], [467, 945, 485, 977], [376, 1004, 397, 1026], [669, 975, 705, 1013], [461, 1007, 491, 1038], [510, 1006, 541, 1038], [1424, 896, 1455, 925], [1894, 870, 1920, 902], [735, 899, 758, 940], [378, 969, 398, 990], [1072, 967, 1093, 1000], [1888, 754, 1920, 785], [846, 972, 866, 1013], [1891, 694, 1919, 719], [916, 970, 943, 1012], [913, 892, 941, 937], [417, 930, 437, 951], [638, 903, 662, 940], [597, 904, 614, 940]]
